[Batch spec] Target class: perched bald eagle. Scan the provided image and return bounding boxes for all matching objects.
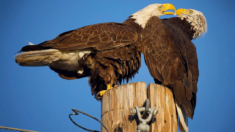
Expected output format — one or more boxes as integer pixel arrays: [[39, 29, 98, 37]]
[[141, 8, 207, 131], [15, 3, 175, 98]]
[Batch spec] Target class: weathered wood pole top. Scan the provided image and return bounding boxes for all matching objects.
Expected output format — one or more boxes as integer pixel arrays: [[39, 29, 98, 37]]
[[148, 83, 178, 132], [101, 82, 147, 132], [101, 82, 177, 132]]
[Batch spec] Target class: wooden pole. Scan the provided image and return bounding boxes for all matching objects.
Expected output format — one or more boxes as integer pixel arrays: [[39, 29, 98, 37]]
[[101, 82, 178, 132], [148, 83, 178, 132], [101, 82, 147, 132]]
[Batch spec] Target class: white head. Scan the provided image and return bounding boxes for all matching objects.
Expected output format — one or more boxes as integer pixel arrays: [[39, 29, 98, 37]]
[[131, 3, 175, 28], [176, 9, 207, 39]]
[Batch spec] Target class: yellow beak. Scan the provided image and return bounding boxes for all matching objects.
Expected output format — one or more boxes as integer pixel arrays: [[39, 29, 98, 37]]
[[161, 3, 176, 15], [176, 8, 187, 15]]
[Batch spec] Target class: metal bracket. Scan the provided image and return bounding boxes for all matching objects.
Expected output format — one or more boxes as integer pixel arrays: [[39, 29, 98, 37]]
[[130, 99, 158, 132]]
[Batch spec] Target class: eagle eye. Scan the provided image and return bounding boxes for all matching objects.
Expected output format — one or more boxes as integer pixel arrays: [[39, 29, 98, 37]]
[[189, 10, 194, 14], [158, 6, 162, 11]]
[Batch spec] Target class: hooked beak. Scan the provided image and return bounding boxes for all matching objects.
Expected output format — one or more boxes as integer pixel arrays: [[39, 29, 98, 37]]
[[176, 8, 187, 15], [161, 3, 176, 15]]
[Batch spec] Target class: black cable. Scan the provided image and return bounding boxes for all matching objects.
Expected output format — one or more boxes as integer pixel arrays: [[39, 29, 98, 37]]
[[69, 108, 108, 132]]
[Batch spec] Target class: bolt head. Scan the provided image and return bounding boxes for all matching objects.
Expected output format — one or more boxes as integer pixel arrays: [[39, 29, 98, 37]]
[[153, 109, 158, 116]]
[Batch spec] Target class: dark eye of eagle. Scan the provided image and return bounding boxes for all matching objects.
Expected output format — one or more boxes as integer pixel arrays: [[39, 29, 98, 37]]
[[190, 10, 194, 14]]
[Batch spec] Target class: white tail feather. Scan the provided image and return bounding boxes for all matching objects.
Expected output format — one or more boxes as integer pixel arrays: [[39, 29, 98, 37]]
[[176, 101, 188, 132], [15, 49, 61, 66], [28, 42, 34, 45]]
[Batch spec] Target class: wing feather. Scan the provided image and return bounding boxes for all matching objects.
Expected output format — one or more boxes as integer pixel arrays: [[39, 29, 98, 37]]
[[21, 23, 139, 52], [142, 16, 199, 119]]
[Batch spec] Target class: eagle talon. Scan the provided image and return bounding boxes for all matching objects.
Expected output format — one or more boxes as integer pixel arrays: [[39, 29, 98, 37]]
[[95, 92, 102, 100], [95, 90, 108, 100], [95, 84, 115, 100]]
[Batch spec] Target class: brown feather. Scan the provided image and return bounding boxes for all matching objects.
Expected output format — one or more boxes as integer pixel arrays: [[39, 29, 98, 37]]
[[58, 74, 78, 80], [16, 17, 143, 96], [182, 100, 194, 118], [173, 80, 186, 104], [142, 16, 199, 119]]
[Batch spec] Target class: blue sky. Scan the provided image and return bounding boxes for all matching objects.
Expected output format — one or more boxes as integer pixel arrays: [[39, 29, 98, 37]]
[[0, 0, 234, 132]]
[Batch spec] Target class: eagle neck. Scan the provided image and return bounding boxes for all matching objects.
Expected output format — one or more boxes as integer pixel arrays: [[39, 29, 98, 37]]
[[123, 16, 143, 33], [162, 17, 195, 40]]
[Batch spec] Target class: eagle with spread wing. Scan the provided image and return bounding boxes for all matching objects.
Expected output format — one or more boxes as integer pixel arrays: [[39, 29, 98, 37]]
[[15, 3, 175, 98]]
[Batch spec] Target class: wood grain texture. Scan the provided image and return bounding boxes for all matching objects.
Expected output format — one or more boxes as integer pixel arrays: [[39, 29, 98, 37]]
[[148, 83, 178, 132], [101, 82, 147, 132]]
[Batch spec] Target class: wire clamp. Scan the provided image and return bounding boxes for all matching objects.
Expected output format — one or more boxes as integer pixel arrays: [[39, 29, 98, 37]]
[[130, 99, 158, 132]]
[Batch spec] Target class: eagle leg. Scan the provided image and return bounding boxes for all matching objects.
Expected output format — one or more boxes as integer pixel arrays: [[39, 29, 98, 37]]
[[95, 84, 117, 100]]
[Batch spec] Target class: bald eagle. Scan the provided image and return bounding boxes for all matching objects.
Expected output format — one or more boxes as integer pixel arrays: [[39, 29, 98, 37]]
[[141, 8, 207, 131], [15, 3, 175, 98]]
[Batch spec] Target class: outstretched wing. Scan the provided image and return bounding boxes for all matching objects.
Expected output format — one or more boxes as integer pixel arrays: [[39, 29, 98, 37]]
[[17, 22, 140, 81], [142, 16, 198, 118], [21, 22, 139, 52]]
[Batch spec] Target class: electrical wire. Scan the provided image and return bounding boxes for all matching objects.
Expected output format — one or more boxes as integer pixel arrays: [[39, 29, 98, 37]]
[[69, 108, 108, 132]]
